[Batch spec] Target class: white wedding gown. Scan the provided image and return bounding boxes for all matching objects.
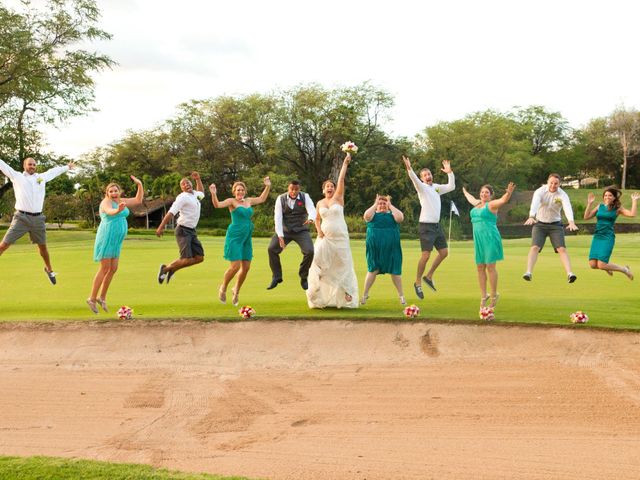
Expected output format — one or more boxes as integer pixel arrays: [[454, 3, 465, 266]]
[[306, 203, 359, 309]]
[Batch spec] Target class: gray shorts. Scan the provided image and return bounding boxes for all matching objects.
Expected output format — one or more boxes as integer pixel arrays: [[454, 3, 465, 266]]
[[418, 222, 447, 252], [2, 211, 47, 245], [531, 221, 565, 252], [176, 225, 204, 259]]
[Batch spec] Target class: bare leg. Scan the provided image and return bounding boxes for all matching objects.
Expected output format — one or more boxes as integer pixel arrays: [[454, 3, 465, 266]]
[[525, 246, 540, 274], [477, 264, 488, 305], [415, 251, 431, 285], [99, 258, 119, 300], [556, 247, 573, 275], [233, 260, 252, 294], [37, 244, 53, 272], [0, 241, 10, 255], [165, 255, 203, 274], [596, 260, 633, 279], [390, 274, 404, 298], [362, 271, 378, 303], [486, 263, 499, 306], [90, 259, 111, 301], [222, 261, 241, 292], [425, 248, 448, 280]]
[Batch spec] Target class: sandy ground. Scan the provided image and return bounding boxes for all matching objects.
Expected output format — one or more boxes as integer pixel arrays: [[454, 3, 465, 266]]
[[1, 320, 639, 480]]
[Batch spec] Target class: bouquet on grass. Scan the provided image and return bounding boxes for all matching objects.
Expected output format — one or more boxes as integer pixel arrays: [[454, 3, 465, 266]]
[[479, 306, 495, 321], [570, 311, 588, 324], [239, 305, 256, 319], [403, 304, 420, 318], [117, 305, 133, 320]]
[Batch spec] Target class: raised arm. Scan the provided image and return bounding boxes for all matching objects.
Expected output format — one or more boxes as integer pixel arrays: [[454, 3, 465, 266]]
[[583, 192, 599, 220], [248, 176, 271, 206], [403, 155, 423, 193], [100, 197, 127, 216], [191, 171, 204, 193], [41, 161, 73, 182], [437, 160, 455, 195], [0, 158, 19, 180], [389, 199, 404, 223], [123, 175, 144, 207], [462, 187, 480, 206], [209, 184, 235, 209], [619, 192, 639, 218], [333, 154, 350, 204], [363, 196, 378, 222], [489, 182, 515, 213]]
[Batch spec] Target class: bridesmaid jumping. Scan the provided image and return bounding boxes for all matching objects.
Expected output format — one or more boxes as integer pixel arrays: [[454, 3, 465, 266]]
[[584, 188, 638, 279], [462, 182, 515, 308], [210, 177, 271, 306], [87, 175, 144, 313]]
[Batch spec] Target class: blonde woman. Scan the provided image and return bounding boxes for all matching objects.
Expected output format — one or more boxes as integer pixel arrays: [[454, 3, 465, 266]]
[[87, 175, 143, 313], [210, 177, 271, 306]]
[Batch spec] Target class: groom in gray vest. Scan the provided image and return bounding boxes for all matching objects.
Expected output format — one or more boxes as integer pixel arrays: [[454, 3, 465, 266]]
[[267, 180, 316, 290]]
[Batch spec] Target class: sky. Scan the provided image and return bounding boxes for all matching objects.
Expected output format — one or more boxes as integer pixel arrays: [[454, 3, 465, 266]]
[[37, 0, 640, 158]]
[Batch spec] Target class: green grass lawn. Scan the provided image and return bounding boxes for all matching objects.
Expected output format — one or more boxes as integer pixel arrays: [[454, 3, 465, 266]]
[[0, 230, 638, 328], [0, 456, 254, 480]]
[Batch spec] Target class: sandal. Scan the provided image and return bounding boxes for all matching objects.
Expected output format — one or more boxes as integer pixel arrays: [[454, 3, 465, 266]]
[[360, 295, 369, 305], [489, 293, 500, 308], [480, 294, 490, 308], [86, 298, 98, 314], [399, 295, 406, 305], [97, 298, 108, 312], [624, 266, 634, 281], [218, 286, 226, 304], [231, 288, 239, 306]]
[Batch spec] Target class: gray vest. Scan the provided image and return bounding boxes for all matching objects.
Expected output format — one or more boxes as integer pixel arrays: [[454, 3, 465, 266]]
[[281, 192, 309, 233]]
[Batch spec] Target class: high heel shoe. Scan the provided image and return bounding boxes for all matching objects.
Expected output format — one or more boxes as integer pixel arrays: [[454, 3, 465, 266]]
[[86, 298, 98, 314], [624, 266, 634, 281], [231, 288, 239, 306], [97, 298, 108, 312], [399, 295, 406, 305], [480, 294, 490, 308], [489, 293, 500, 308], [218, 286, 226, 304]]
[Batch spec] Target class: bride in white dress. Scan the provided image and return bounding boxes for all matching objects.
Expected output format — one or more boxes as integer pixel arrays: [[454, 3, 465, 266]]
[[307, 153, 359, 309]]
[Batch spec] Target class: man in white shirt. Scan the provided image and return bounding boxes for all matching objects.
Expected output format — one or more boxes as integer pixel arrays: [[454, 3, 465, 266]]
[[0, 157, 75, 284], [523, 173, 578, 283], [403, 155, 455, 299], [267, 180, 316, 290], [155, 172, 205, 284]]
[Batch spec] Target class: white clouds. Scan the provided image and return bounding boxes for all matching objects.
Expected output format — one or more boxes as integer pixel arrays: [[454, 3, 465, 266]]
[[41, 0, 640, 157]]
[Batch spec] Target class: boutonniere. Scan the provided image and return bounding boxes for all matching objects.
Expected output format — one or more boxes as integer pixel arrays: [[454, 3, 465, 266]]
[[36, 176, 43, 184], [297, 200, 303, 206], [554, 197, 562, 204], [434, 187, 440, 193]]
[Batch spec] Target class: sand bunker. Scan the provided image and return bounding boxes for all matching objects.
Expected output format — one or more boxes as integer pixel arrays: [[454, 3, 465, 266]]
[[1, 320, 639, 479]]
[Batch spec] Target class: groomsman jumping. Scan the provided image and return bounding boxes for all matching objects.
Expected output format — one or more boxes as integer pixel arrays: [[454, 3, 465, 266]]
[[267, 180, 316, 290]]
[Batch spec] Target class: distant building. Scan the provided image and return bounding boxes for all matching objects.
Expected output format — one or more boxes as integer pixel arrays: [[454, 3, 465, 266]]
[[128, 197, 175, 228]]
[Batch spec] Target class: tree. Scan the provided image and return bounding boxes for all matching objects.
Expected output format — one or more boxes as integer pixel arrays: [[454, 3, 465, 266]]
[[0, 0, 113, 194], [609, 107, 640, 189], [44, 192, 78, 227]]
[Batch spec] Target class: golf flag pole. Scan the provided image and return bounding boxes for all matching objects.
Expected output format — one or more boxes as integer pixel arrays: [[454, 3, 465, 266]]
[[449, 201, 460, 248]]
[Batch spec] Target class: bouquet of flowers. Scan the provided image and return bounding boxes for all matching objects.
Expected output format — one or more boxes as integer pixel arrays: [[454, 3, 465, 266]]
[[340, 141, 358, 155], [570, 310, 588, 324], [117, 305, 133, 320], [239, 305, 256, 319], [403, 304, 420, 318], [479, 306, 495, 321]]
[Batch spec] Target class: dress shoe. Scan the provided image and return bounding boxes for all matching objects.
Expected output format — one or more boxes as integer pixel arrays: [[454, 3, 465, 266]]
[[267, 278, 283, 290]]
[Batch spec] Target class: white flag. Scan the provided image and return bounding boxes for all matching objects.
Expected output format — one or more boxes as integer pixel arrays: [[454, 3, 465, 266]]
[[450, 201, 460, 216]]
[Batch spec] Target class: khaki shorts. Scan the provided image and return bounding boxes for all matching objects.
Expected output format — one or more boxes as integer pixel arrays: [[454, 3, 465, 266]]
[[2, 212, 47, 245], [531, 221, 565, 253]]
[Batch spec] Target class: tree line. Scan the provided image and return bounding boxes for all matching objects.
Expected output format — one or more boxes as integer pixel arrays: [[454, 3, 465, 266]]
[[1, 1, 639, 230]]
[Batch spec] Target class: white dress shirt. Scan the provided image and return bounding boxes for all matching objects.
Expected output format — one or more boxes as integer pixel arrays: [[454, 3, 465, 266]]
[[0, 159, 69, 213], [169, 190, 204, 228], [274, 192, 316, 237], [528, 185, 574, 223], [408, 169, 455, 223]]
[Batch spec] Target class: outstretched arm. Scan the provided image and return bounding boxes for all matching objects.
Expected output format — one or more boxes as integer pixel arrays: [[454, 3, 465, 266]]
[[618, 192, 639, 217], [209, 184, 235, 209], [462, 187, 480, 206], [334, 154, 350, 203], [191, 171, 204, 193], [403, 155, 423, 193], [584, 192, 598, 220], [437, 160, 455, 195], [489, 182, 515, 212], [123, 175, 144, 207], [0, 158, 18, 180], [249, 177, 271, 206]]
